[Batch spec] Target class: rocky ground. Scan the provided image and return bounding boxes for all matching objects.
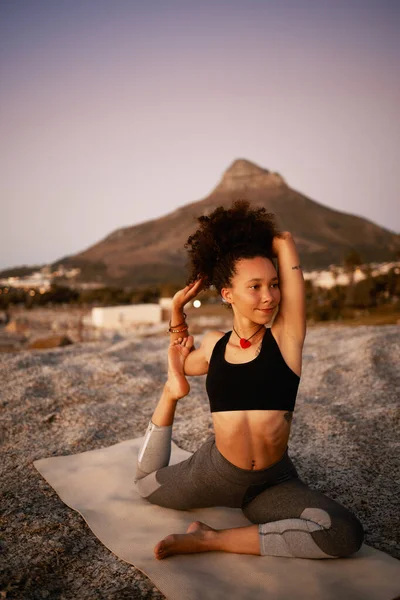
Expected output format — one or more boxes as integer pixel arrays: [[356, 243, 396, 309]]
[[0, 323, 399, 599]]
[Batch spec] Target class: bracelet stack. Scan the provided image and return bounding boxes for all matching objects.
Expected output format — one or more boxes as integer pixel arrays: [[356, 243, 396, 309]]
[[168, 312, 188, 333]]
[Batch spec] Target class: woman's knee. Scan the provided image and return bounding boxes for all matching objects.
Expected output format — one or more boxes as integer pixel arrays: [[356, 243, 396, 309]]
[[134, 470, 161, 499], [314, 510, 364, 557], [336, 512, 364, 556]]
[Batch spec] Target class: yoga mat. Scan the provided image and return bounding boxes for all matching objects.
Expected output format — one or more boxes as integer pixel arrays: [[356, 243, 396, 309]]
[[34, 438, 400, 600]]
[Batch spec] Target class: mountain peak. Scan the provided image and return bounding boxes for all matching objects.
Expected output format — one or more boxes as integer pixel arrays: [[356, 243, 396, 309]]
[[215, 158, 286, 191], [224, 159, 268, 177]]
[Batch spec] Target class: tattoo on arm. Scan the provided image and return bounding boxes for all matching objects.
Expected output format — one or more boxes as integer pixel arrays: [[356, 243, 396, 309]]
[[284, 412, 293, 423], [292, 264, 302, 270]]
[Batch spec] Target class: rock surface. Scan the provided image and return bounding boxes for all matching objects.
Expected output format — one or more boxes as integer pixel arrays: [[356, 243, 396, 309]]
[[1, 324, 399, 599]]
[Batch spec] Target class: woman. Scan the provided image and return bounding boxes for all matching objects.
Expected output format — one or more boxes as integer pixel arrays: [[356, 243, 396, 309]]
[[135, 200, 364, 560]]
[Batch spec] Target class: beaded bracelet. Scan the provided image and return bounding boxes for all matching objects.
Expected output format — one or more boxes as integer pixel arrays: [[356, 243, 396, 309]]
[[168, 324, 189, 334]]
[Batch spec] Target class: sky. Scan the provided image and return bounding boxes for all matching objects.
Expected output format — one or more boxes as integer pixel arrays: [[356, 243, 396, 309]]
[[1, 0, 399, 271]]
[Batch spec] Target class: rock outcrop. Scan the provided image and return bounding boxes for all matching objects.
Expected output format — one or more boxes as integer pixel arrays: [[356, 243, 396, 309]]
[[213, 158, 285, 192]]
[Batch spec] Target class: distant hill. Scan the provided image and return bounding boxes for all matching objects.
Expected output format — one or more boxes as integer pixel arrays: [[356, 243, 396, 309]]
[[3, 159, 399, 287], [0, 265, 44, 279]]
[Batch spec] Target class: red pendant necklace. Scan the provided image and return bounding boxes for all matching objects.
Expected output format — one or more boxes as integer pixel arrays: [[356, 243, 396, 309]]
[[233, 324, 265, 349]]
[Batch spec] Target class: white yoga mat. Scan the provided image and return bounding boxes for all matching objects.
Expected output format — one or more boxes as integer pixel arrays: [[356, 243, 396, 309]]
[[34, 438, 400, 600]]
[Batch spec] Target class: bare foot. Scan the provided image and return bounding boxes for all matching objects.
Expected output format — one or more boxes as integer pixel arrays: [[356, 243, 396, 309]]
[[154, 521, 217, 560], [165, 336, 194, 399]]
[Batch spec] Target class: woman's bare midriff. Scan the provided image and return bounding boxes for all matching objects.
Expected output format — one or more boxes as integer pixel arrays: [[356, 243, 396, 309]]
[[212, 410, 293, 470]]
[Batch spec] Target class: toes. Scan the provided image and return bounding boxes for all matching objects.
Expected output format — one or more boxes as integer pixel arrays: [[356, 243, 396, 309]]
[[154, 540, 165, 555], [154, 534, 177, 559]]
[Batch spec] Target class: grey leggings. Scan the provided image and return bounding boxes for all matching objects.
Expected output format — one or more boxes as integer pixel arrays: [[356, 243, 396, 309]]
[[135, 421, 364, 559]]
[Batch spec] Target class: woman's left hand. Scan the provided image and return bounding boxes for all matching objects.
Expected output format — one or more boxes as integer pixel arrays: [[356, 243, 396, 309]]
[[172, 277, 206, 310], [272, 231, 292, 256]]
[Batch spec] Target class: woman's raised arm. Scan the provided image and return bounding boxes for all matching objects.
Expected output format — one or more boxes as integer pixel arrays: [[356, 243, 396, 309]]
[[166, 277, 210, 376], [272, 232, 306, 345], [168, 278, 204, 343]]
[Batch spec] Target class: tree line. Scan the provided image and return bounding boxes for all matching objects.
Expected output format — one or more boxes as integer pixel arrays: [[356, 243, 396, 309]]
[[0, 266, 399, 323]]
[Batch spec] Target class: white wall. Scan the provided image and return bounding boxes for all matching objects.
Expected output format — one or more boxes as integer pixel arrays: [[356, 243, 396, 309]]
[[92, 304, 162, 329], [159, 297, 174, 309]]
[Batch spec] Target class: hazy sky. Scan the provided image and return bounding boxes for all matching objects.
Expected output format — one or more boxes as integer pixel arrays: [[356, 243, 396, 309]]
[[1, 0, 399, 270]]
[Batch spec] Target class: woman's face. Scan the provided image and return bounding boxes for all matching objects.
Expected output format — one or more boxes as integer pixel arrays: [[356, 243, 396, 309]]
[[221, 256, 281, 324]]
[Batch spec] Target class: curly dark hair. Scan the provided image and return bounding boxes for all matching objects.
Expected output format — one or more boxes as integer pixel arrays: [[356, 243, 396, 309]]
[[185, 200, 282, 294]]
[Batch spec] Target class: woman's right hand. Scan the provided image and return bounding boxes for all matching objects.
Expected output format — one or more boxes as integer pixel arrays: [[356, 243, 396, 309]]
[[172, 277, 205, 310]]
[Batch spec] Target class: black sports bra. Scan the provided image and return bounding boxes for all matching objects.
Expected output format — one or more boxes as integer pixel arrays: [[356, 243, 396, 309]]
[[206, 328, 300, 413]]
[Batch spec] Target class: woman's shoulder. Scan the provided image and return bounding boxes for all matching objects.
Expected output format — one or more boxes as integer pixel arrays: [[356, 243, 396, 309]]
[[271, 317, 306, 349], [270, 321, 303, 378], [201, 330, 229, 363]]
